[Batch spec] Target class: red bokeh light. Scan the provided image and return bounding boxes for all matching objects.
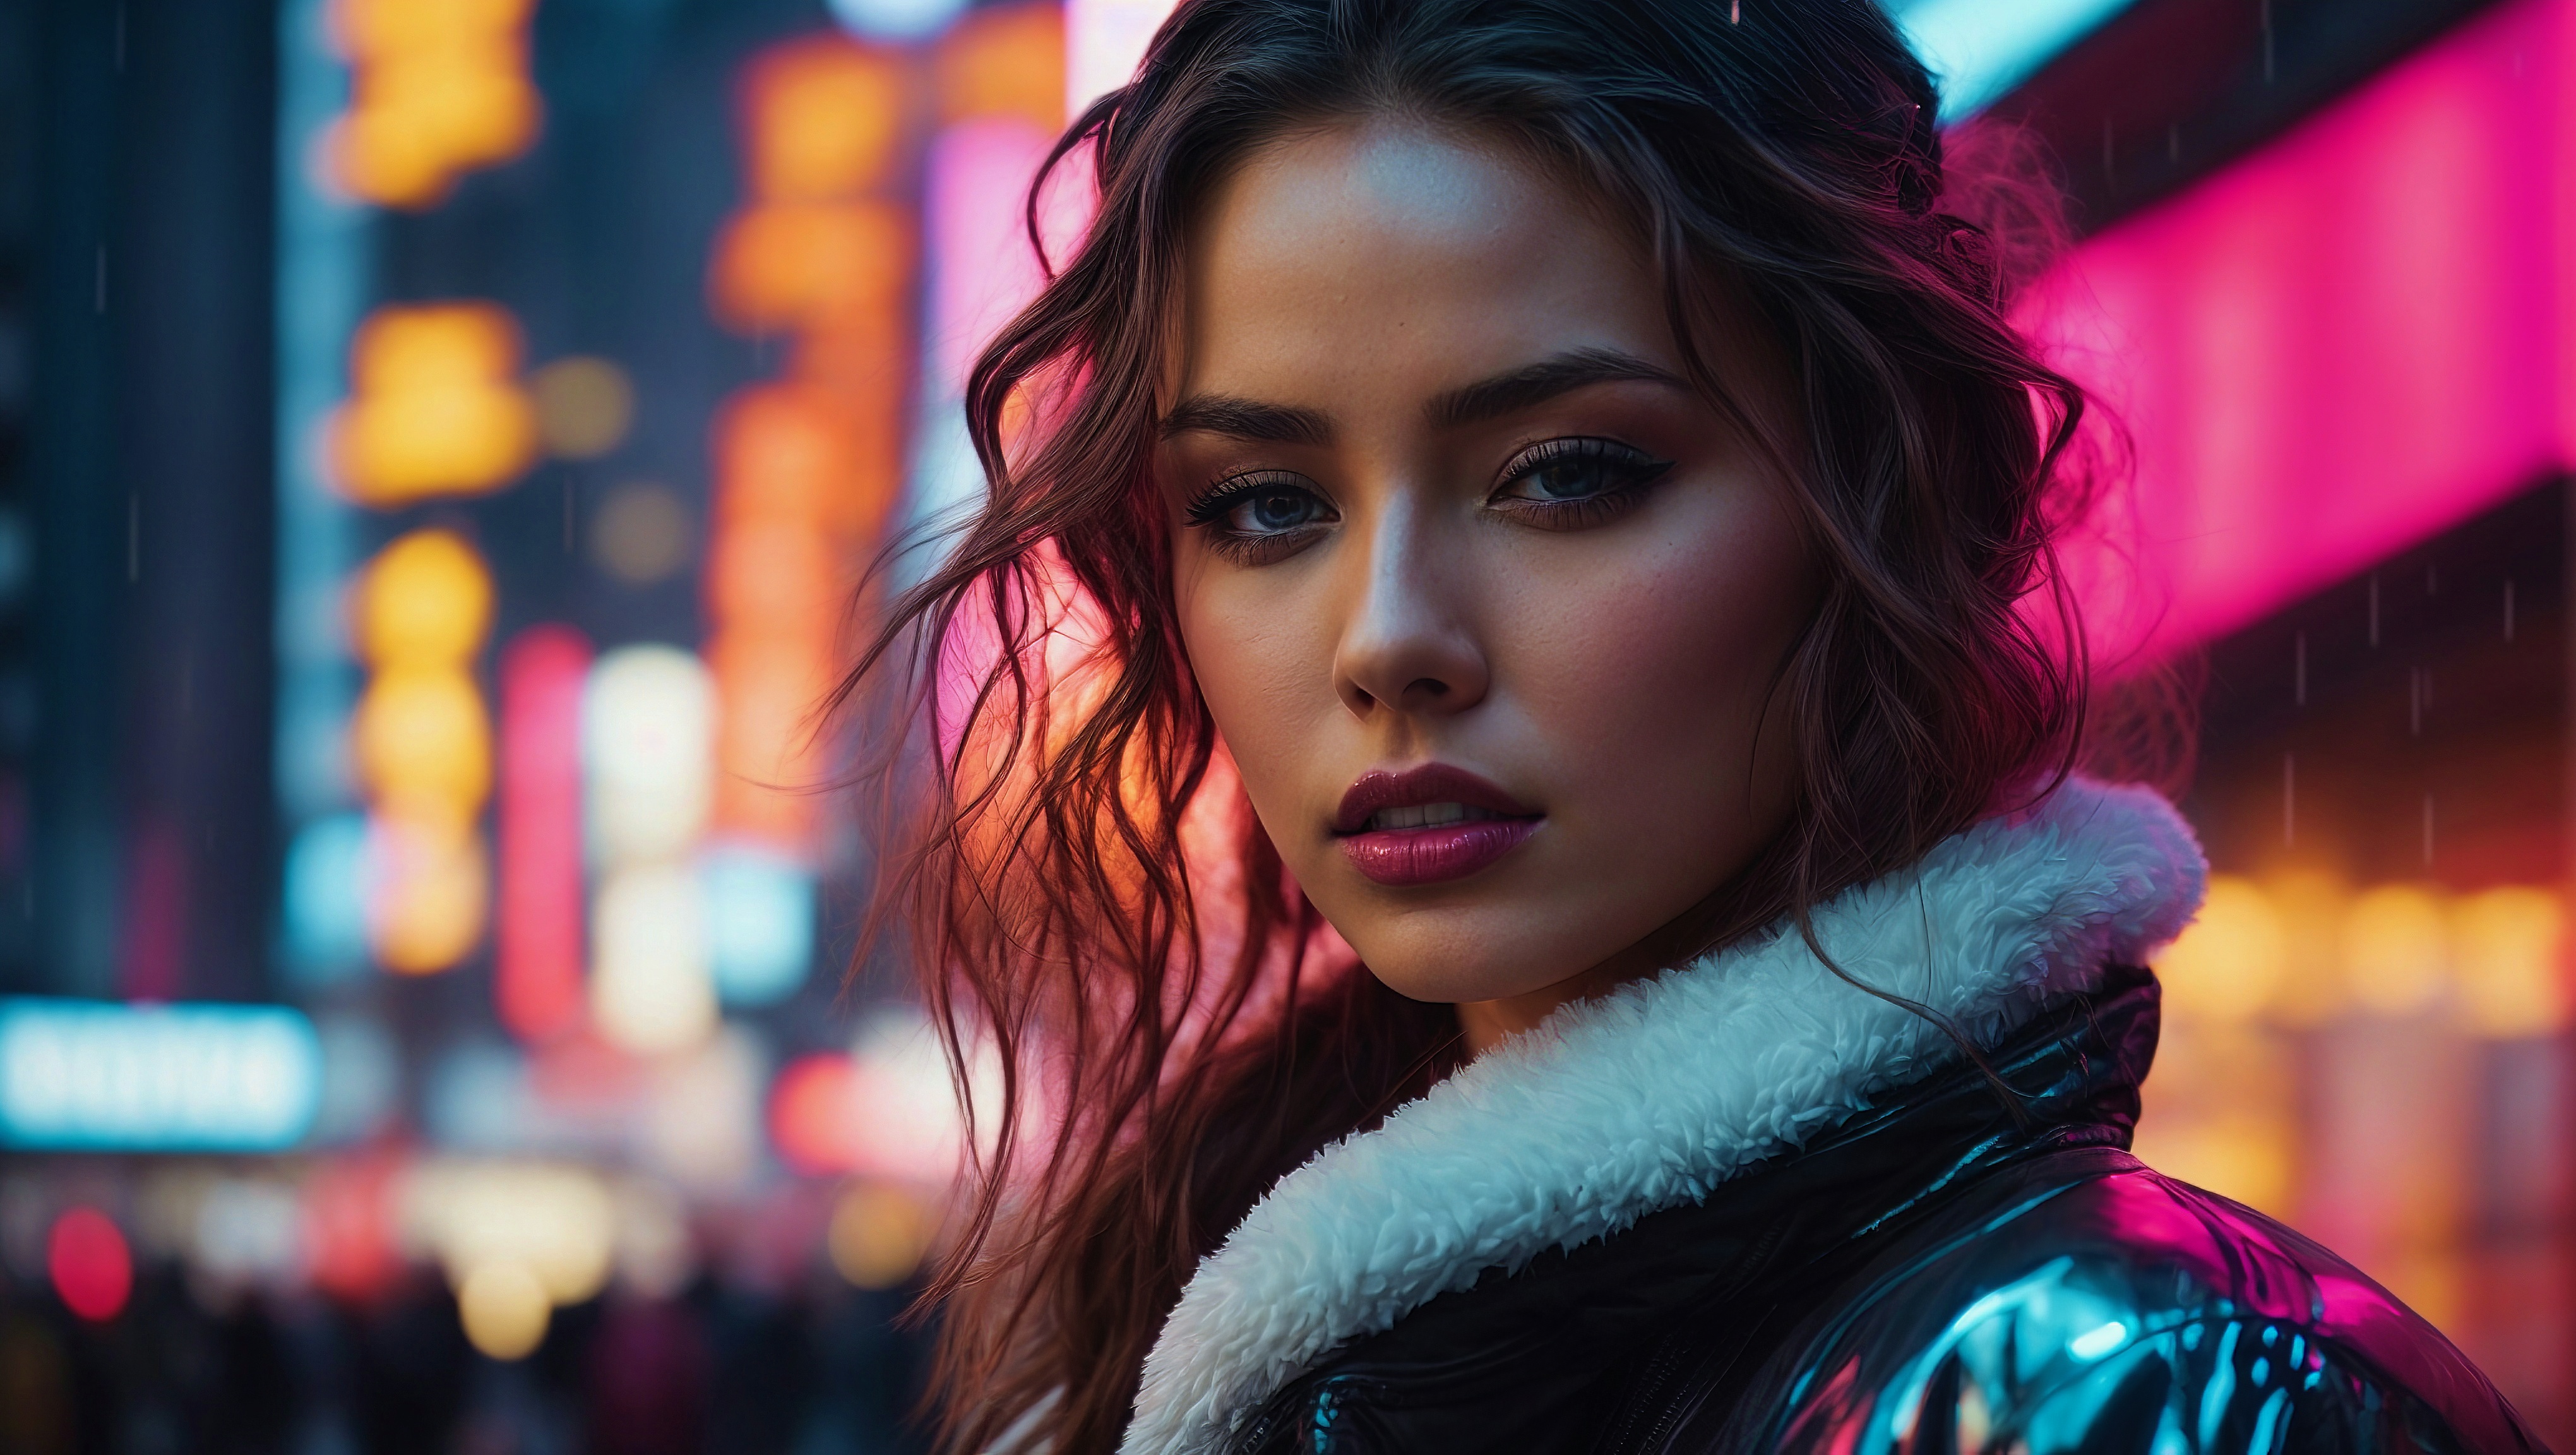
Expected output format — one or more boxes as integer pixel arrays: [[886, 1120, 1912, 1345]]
[[768, 1053, 864, 1176], [304, 1155, 402, 1303], [47, 1206, 132, 1322]]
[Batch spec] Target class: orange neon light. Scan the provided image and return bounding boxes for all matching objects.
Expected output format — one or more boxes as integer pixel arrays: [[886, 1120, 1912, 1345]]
[[742, 40, 908, 203], [703, 36, 917, 857], [709, 200, 914, 337], [936, 3, 1067, 131]]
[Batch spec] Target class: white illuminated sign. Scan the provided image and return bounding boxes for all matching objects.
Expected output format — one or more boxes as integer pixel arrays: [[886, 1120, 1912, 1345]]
[[0, 999, 325, 1151]]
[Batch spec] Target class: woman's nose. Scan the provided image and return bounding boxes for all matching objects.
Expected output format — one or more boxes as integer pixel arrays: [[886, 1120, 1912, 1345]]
[[1330, 500, 1490, 721]]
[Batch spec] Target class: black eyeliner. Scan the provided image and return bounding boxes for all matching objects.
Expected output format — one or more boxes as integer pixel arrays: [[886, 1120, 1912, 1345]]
[[1184, 470, 1305, 527]]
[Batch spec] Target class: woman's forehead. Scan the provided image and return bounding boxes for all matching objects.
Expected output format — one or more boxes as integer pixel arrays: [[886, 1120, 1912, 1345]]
[[1166, 121, 1676, 416]]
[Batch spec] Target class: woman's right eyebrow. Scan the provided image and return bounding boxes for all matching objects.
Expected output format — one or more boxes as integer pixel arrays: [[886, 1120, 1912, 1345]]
[[1159, 395, 1333, 444]]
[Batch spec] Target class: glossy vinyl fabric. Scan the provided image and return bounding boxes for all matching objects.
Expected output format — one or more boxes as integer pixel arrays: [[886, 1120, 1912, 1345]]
[[1228, 967, 2544, 1454]]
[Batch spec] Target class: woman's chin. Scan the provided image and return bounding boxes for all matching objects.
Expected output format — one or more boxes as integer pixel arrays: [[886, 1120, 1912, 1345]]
[[1350, 940, 1607, 1011]]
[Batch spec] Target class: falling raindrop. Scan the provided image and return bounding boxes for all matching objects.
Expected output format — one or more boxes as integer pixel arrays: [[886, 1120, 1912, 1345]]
[[2261, 0, 2277, 83], [1730, 0, 1740, 21]]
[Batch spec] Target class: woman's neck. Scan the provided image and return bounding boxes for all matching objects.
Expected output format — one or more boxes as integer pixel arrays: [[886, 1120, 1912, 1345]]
[[1455, 957, 1642, 1055]]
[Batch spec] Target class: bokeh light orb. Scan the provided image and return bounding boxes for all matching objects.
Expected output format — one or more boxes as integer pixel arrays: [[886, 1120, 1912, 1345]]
[[826, 0, 970, 42], [47, 1206, 132, 1322], [458, 1260, 551, 1360]]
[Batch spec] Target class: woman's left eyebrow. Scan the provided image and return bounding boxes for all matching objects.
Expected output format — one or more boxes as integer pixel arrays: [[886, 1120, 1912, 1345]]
[[1427, 347, 1690, 428]]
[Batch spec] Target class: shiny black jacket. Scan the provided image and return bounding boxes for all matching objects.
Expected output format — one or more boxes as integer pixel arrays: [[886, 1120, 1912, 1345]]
[[1227, 967, 2543, 1453]]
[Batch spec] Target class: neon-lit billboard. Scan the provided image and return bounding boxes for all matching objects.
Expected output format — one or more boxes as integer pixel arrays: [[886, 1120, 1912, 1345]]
[[0, 1000, 325, 1151]]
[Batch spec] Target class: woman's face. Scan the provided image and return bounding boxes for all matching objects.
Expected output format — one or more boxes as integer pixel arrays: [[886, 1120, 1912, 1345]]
[[1159, 121, 1818, 1043]]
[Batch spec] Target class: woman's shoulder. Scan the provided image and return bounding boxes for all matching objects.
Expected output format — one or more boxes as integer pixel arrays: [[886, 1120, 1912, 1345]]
[[1698, 1159, 2544, 1454]]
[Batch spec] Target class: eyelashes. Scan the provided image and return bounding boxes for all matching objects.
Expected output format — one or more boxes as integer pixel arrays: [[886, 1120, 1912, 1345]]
[[1486, 436, 1674, 528], [1181, 436, 1676, 565], [1184, 471, 1339, 566]]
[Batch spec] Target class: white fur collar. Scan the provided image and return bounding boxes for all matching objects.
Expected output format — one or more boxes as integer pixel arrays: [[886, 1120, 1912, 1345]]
[[1121, 777, 2205, 1454]]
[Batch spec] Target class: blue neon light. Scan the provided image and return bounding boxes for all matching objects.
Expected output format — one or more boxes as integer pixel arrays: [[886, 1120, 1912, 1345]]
[[828, 0, 970, 42], [1885, 0, 2143, 117], [705, 847, 816, 1007], [0, 999, 325, 1151], [283, 812, 372, 984]]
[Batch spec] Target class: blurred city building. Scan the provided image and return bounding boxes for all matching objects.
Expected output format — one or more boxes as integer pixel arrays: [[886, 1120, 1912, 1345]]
[[0, 0, 2569, 1449]]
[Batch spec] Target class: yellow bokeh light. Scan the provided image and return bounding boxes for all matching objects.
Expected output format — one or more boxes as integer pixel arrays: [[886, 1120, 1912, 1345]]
[[368, 815, 489, 974], [2154, 875, 2287, 1022], [457, 1260, 550, 1360], [2344, 884, 2450, 1015], [530, 357, 636, 459], [350, 529, 495, 976], [406, 1161, 615, 1308], [2129, 1110, 2295, 1216], [333, 0, 533, 57], [331, 304, 538, 505], [828, 1183, 937, 1290], [350, 304, 518, 393], [354, 669, 492, 808], [328, 0, 541, 208], [2452, 887, 2567, 1038], [357, 530, 494, 668], [335, 61, 539, 207], [2261, 868, 2350, 1027]]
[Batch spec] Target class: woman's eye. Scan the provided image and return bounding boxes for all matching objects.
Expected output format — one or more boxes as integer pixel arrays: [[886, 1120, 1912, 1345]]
[[1519, 458, 1617, 500], [1183, 474, 1337, 563], [1232, 486, 1328, 532], [1491, 438, 1674, 518]]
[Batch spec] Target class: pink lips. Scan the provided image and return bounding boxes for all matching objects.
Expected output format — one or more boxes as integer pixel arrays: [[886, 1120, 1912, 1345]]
[[1333, 764, 1541, 887]]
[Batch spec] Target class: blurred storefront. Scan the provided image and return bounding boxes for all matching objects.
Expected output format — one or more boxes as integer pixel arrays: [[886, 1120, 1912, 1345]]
[[0, 0, 2570, 1449], [1, 0, 1123, 1446]]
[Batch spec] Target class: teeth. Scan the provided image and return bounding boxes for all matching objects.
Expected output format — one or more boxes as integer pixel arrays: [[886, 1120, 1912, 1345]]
[[1363, 802, 1500, 832]]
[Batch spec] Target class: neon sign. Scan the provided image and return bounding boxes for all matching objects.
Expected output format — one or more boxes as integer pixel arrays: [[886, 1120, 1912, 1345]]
[[0, 999, 325, 1151]]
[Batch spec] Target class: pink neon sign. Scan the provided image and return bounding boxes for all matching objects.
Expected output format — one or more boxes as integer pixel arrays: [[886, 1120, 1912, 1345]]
[[922, 121, 1095, 400], [2030, 0, 2575, 662], [497, 624, 591, 1043]]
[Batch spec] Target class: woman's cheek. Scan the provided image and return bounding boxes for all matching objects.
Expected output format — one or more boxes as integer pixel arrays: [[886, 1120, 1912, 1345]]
[[1179, 573, 1335, 854], [1506, 512, 1804, 858]]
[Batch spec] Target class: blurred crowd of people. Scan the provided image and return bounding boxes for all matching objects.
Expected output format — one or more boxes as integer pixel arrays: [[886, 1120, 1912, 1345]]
[[1, 1258, 929, 1455]]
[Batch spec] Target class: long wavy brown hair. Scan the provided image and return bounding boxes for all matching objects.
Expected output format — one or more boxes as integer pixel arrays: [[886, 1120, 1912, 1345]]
[[833, 1, 2113, 1449]]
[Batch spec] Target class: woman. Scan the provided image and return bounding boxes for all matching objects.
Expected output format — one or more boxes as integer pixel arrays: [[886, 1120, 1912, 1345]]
[[845, 0, 2542, 1449]]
